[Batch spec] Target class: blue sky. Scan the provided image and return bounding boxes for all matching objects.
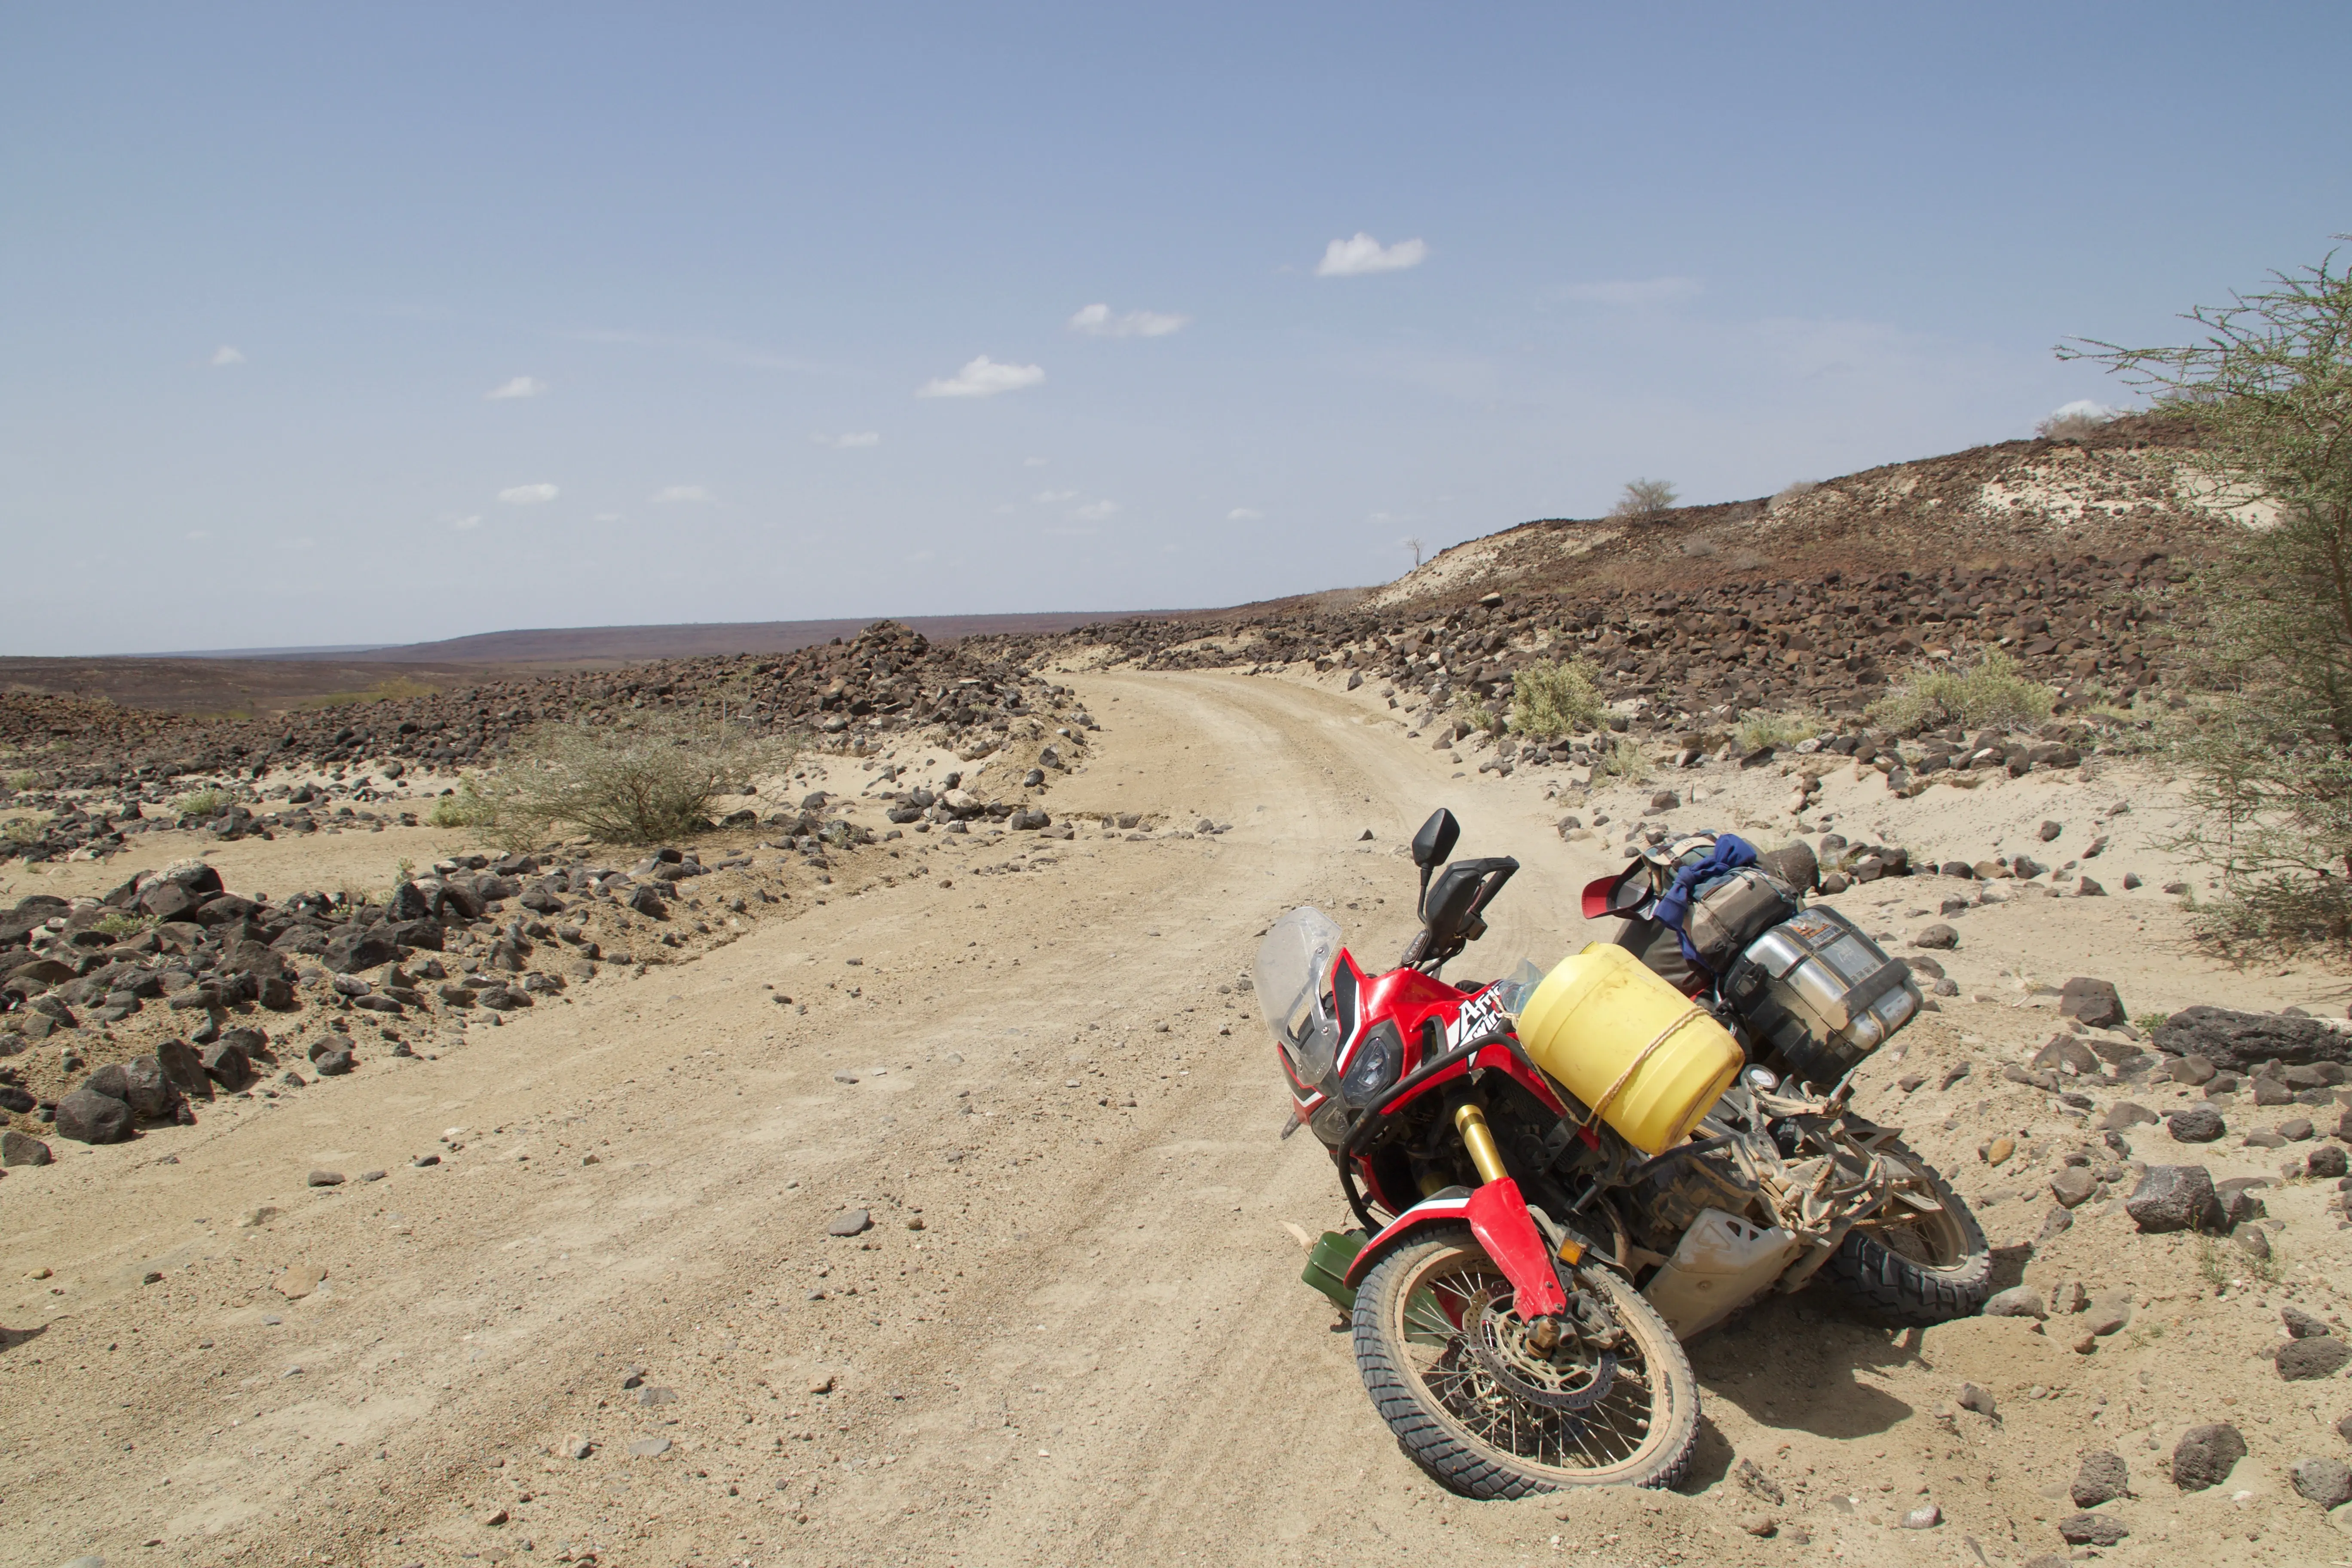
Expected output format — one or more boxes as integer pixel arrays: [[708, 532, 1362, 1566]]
[[4, 4, 2347, 654]]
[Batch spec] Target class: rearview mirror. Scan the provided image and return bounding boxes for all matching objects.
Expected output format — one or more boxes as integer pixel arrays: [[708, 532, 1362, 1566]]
[[1410, 808, 1460, 916], [1411, 809, 1459, 869]]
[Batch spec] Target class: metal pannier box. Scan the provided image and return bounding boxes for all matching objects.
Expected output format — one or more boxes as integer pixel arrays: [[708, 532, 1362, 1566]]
[[1722, 905, 1921, 1087]]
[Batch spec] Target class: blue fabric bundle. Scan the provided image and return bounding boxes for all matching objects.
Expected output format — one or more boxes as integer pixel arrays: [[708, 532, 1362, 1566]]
[[1651, 833, 1759, 970]]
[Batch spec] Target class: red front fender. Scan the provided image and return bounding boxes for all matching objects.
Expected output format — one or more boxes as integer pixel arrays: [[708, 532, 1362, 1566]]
[[1341, 1179, 1568, 1318]]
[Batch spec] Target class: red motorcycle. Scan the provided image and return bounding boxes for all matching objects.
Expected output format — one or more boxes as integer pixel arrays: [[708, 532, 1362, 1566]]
[[1265, 809, 1987, 1497]]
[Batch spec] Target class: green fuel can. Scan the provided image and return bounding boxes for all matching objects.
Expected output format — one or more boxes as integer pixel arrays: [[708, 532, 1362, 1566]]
[[1302, 1230, 1367, 1314]]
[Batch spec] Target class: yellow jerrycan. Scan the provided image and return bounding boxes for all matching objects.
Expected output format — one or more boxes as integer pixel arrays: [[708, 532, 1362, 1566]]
[[1514, 943, 1743, 1156]]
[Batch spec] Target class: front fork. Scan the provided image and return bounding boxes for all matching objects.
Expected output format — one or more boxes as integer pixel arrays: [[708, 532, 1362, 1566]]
[[1452, 1096, 1572, 1323]]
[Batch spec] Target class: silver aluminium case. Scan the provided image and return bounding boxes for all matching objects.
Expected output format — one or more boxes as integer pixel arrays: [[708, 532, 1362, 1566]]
[[1732, 905, 1920, 1084]]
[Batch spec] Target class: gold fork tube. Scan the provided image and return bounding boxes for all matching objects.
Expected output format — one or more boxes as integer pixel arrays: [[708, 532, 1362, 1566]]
[[1452, 1101, 1509, 1185]]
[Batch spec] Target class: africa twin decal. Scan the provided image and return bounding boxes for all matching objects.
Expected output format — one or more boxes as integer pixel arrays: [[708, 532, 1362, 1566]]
[[1445, 987, 1506, 1048]]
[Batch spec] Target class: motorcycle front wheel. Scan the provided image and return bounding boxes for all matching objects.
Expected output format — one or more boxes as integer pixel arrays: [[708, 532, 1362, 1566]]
[[1352, 1225, 1699, 1498]]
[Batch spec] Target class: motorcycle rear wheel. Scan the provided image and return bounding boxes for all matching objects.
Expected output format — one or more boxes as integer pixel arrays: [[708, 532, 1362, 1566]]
[[1352, 1224, 1699, 1498], [1821, 1138, 1991, 1324]]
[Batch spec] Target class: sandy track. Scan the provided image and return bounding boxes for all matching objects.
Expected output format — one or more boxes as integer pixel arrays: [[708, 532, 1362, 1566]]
[[4, 671, 2345, 1567]]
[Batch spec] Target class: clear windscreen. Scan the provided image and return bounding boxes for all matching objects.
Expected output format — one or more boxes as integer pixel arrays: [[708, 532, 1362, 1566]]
[[1255, 906, 1344, 1082]]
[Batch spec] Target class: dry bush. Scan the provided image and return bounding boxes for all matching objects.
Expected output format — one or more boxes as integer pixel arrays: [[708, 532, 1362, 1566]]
[[174, 787, 229, 819], [1592, 735, 1653, 784], [1870, 649, 2056, 732], [1769, 479, 1818, 511], [1509, 658, 1604, 738], [2036, 401, 2118, 440], [465, 713, 799, 846], [1608, 478, 1678, 518], [1735, 710, 1822, 752]]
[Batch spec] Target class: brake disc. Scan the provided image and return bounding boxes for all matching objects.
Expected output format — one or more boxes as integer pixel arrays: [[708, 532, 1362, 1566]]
[[1466, 1298, 1619, 1412]]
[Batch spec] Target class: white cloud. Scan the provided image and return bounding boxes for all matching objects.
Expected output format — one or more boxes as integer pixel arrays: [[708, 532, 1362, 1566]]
[[1033, 489, 1078, 503], [1562, 277, 1702, 306], [916, 355, 1044, 398], [211, 346, 245, 366], [810, 431, 881, 448], [1316, 233, 1428, 277], [487, 375, 547, 400], [499, 483, 559, 505], [449, 514, 483, 531], [1070, 499, 1120, 522], [1228, 507, 1263, 521], [652, 485, 715, 504], [1067, 303, 1189, 338]]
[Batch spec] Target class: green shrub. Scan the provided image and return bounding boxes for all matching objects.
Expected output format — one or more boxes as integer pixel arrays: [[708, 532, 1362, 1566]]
[[1, 813, 47, 845], [1509, 658, 1604, 739], [1735, 710, 1822, 753], [1591, 736, 1653, 785], [1869, 649, 2057, 732], [426, 781, 496, 830], [174, 787, 230, 820], [90, 910, 152, 938], [467, 713, 799, 846], [4, 769, 35, 792]]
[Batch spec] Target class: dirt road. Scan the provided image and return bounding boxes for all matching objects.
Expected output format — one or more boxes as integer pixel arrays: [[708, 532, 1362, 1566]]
[[5, 671, 2346, 1567]]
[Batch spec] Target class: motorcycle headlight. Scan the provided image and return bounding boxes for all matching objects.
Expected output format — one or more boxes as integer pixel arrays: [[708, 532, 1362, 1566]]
[[1339, 1020, 1404, 1107]]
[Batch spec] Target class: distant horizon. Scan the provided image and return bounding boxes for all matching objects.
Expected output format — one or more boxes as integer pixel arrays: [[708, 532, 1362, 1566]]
[[109, 606, 1205, 664]]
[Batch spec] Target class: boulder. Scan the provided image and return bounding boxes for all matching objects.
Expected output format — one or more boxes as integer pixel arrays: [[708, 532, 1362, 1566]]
[[2071, 1451, 2130, 1508], [2278, 1337, 2352, 1381], [2059, 977, 2126, 1029], [2050, 1167, 2099, 1207], [322, 926, 399, 974], [119, 1055, 177, 1118], [2057, 1514, 2127, 1547], [2167, 1105, 2226, 1142], [0, 1128, 53, 1166], [384, 880, 432, 922], [53, 1086, 132, 1144], [2286, 1305, 2334, 1339], [2294, 1455, 2352, 1508], [1984, 1285, 2046, 1319], [2126, 1165, 2223, 1232], [2154, 1006, 2351, 1072], [1756, 841, 1819, 893], [2172, 1423, 2246, 1491], [154, 1038, 213, 1100], [201, 1039, 254, 1089]]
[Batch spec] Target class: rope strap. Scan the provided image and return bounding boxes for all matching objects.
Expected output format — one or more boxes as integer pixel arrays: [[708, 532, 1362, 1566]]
[[1579, 1004, 1708, 1131]]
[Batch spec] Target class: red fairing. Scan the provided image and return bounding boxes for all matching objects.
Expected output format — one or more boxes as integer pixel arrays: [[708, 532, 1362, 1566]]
[[1465, 1179, 1568, 1317], [1342, 1194, 1473, 1288]]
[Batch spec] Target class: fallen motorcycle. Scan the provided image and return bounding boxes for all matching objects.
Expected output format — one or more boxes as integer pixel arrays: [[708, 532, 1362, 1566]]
[[1264, 808, 1988, 1497]]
